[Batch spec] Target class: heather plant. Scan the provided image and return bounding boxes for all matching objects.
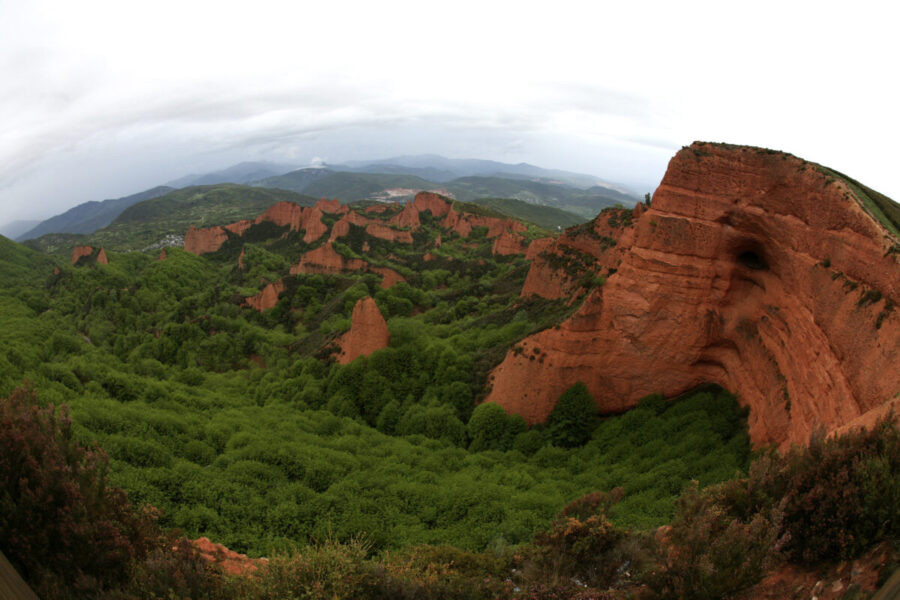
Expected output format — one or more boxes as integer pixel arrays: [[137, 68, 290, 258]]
[[644, 483, 778, 600], [0, 388, 160, 598], [768, 418, 899, 563]]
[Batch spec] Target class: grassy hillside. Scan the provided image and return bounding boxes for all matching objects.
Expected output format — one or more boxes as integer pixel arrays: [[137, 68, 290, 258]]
[[472, 197, 586, 230], [820, 167, 900, 238], [0, 235, 55, 289], [301, 172, 438, 201], [19, 185, 175, 240], [57, 185, 318, 252], [445, 176, 637, 219]]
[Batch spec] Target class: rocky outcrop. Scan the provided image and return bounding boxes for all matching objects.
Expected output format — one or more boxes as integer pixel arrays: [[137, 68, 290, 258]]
[[336, 297, 390, 364], [525, 237, 554, 261], [389, 202, 421, 229], [224, 219, 253, 236], [372, 267, 406, 289], [158, 249, 167, 261], [491, 228, 526, 256], [366, 222, 414, 244], [255, 202, 326, 243], [413, 192, 453, 217], [191, 537, 266, 576], [442, 207, 472, 238], [237, 247, 245, 270], [184, 225, 229, 255], [96, 248, 108, 265], [72, 245, 93, 265], [315, 198, 344, 213], [243, 279, 285, 312], [521, 207, 638, 300], [289, 243, 367, 275], [486, 142, 900, 448]]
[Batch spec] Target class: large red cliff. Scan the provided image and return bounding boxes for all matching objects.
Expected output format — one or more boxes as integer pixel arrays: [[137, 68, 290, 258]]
[[487, 143, 900, 448], [336, 297, 390, 364]]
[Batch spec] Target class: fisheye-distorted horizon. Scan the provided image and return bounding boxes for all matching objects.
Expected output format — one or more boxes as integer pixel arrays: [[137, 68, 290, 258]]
[[1, 0, 897, 225]]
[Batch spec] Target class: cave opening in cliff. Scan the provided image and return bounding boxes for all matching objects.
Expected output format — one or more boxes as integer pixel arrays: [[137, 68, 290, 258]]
[[738, 250, 767, 270]]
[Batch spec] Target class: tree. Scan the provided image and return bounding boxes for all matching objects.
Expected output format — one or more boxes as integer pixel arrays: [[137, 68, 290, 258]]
[[467, 402, 526, 451], [547, 382, 596, 448]]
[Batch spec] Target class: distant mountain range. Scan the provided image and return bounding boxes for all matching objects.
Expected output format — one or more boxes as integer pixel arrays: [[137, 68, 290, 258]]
[[163, 161, 299, 188], [17, 186, 175, 241], [13, 155, 639, 242]]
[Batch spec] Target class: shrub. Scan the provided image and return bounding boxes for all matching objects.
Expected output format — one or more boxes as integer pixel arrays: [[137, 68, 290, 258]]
[[0, 388, 160, 596], [774, 419, 900, 563], [646, 484, 778, 600], [523, 488, 629, 590]]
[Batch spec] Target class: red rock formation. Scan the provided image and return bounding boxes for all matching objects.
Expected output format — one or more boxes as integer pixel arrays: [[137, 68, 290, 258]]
[[224, 219, 253, 236], [243, 279, 285, 312], [491, 228, 526, 256], [365, 204, 390, 214], [413, 192, 452, 217], [442, 207, 472, 238], [190, 537, 267, 576], [290, 243, 367, 275], [96, 247, 108, 265], [372, 267, 406, 289], [315, 198, 343, 213], [254, 201, 327, 243], [184, 225, 228, 255], [336, 297, 390, 364], [256, 201, 302, 229], [486, 142, 900, 448], [329, 217, 352, 241], [158, 249, 167, 261], [389, 202, 421, 229], [299, 206, 327, 243], [467, 215, 526, 238], [366, 222, 414, 244], [72, 245, 94, 265], [525, 237, 554, 261], [237, 247, 245, 270], [434, 233, 442, 247]]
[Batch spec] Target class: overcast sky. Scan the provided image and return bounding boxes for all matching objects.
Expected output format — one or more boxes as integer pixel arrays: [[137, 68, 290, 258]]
[[0, 0, 897, 225]]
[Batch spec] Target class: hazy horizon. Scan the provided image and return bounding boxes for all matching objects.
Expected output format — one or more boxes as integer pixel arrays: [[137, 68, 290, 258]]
[[2, 1, 897, 226]]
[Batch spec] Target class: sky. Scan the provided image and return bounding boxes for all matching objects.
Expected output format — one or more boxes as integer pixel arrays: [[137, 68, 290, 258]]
[[0, 0, 897, 225]]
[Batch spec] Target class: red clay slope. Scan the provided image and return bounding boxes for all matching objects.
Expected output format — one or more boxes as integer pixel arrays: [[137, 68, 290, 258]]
[[486, 142, 900, 448]]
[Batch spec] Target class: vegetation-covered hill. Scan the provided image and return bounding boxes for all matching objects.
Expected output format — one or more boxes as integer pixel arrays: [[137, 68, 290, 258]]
[[471, 197, 584, 230], [447, 176, 635, 218], [256, 170, 637, 219], [23, 185, 319, 254]]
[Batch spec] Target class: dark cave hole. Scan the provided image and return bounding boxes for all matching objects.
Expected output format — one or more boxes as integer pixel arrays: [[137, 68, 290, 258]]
[[738, 250, 767, 270]]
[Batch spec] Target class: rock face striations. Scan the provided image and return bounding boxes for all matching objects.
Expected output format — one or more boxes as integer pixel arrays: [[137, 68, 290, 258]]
[[486, 142, 900, 448]]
